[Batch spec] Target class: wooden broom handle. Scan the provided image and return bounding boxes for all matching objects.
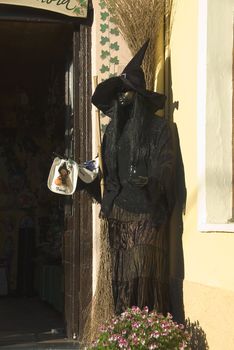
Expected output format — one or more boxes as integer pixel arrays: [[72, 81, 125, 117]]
[[93, 76, 104, 198]]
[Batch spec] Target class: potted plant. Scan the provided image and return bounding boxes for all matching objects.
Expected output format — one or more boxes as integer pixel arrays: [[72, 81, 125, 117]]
[[88, 306, 190, 349]]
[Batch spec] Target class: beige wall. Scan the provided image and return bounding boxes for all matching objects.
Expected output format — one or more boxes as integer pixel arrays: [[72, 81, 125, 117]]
[[184, 281, 234, 350], [170, 0, 234, 348], [91, 0, 234, 347]]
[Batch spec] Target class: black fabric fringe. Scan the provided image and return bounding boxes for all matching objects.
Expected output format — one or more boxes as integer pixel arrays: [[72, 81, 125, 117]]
[[108, 205, 170, 315]]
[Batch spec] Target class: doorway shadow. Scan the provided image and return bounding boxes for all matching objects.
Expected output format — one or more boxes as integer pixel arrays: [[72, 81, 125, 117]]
[[0, 297, 65, 348], [156, 54, 186, 324], [160, 54, 209, 350]]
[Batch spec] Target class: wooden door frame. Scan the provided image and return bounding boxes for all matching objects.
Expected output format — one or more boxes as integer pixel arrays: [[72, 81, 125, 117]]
[[64, 25, 93, 340], [0, 4, 93, 339]]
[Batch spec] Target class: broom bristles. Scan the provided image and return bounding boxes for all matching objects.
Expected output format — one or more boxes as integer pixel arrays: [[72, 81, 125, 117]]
[[81, 218, 114, 346], [81, 2, 177, 346], [105, 0, 166, 90]]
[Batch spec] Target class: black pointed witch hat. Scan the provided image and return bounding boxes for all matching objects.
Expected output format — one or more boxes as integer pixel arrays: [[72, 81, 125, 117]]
[[92, 40, 166, 114], [120, 39, 149, 92]]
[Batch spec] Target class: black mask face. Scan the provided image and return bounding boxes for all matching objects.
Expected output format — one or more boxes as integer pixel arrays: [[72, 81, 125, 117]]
[[118, 91, 135, 106]]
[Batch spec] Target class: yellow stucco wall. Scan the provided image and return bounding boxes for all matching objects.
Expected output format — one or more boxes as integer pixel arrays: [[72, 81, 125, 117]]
[[170, 0, 234, 348], [91, 0, 234, 347]]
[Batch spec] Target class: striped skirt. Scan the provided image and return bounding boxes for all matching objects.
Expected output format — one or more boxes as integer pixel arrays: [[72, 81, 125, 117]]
[[108, 205, 170, 315]]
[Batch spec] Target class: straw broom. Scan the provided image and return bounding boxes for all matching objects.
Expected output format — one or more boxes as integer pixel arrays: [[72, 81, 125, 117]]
[[104, 0, 175, 90], [81, 2, 177, 342]]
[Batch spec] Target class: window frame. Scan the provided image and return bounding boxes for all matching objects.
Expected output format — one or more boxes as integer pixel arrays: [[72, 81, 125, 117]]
[[197, 0, 234, 232]]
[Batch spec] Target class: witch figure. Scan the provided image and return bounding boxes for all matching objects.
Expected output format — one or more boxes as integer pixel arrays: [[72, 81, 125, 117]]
[[87, 40, 186, 317]]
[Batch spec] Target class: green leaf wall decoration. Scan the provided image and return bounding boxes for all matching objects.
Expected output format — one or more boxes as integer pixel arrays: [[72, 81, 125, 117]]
[[110, 16, 118, 24], [98, 1, 121, 133], [110, 42, 120, 51], [110, 56, 119, 64], [110, 28, 120, 36], [100, 23, 109, 33], [101, 124, 107, 133], [99, 2, 106, 9], [100, 64, 110, 73], [73, 7, 81, 14], [101, 50, 110, 59], [100, 11, 109, 21], [79, 0, 87, 7], [73, 0, 88, 14], [100, 36, 110, 45]]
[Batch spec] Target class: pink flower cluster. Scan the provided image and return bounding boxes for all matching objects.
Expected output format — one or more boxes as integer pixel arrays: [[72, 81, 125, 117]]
[[89, 306, 190, 349]]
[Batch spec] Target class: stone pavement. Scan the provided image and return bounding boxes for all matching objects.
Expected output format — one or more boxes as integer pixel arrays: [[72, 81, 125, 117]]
[[0, 297, 81, 350], [0, 341, 80, 350]]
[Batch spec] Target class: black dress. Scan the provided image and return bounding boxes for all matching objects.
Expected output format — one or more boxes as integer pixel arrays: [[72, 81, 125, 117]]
[[101, 113, 175, 315]]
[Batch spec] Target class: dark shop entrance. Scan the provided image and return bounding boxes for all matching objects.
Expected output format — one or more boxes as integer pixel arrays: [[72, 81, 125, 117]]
[[0, 4, 93, 345]]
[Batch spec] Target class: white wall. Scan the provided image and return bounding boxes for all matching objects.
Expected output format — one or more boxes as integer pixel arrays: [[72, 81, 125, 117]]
[[91, 0, 132, 293], [205, 0, 233, 224]]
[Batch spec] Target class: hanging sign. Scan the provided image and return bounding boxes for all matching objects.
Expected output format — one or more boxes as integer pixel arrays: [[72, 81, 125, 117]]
[[0, 0, 88, 18]]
